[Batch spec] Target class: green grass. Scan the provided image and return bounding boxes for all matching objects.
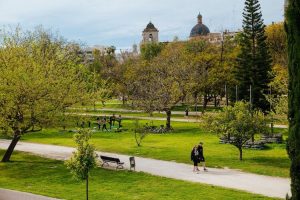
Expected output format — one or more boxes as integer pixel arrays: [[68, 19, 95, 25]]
[[0, 150, 279, 200], [17, 119, 290, 178], [68, 109, 200, 120], [75, 99, 288, 124]]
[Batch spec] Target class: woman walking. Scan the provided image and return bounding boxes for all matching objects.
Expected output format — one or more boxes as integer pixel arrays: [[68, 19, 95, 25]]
[[191, 145, 199, 172]]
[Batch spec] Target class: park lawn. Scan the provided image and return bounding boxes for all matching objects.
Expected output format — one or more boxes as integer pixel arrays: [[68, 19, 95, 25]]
[[68, 108, 195, 119], [17, 119, 290, 178], [0, 150, 279, 200]]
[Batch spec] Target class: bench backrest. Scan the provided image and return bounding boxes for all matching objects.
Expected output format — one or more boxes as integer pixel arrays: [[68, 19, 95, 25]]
[[100, 155, 120, 163]]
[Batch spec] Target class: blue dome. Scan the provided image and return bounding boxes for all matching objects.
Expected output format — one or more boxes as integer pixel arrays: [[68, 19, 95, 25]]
[[190, 23, 210, 37]]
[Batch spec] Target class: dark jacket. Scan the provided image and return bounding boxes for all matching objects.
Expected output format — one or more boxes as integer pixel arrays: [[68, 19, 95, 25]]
[[197, 145, 204, 161], [191, 149, 199, 162]]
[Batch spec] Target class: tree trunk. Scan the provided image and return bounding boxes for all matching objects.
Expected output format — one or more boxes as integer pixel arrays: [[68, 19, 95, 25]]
[[86, 175, 89, 200], [166, 110, 171, 130], [286, 1, 300, 199], [214, 95, 217, 107], [1, 132, 21, 162], [194, 92, 198, 113], [122, 94, 125, 105], [239, 147, 243, 161], [202, 94, 208, 113]]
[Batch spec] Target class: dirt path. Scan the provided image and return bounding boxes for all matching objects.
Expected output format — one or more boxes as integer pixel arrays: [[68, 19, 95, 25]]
[[0, 140, 290, 199]]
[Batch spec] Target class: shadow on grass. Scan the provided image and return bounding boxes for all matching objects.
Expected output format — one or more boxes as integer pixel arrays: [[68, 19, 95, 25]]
[[245, 156, 290, 169]]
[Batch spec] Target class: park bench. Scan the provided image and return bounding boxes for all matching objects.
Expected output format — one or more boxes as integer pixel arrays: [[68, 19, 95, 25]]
[[99, 155, 124, 169]]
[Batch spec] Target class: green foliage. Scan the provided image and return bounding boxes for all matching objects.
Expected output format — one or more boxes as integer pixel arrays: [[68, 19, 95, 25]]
[[0, 26, 93, 162], [205, 101, 269, 160], [285, 0, 300, 199], [129, 43, 187, 128], [0, 26, 91, 134], [65, 129, 96, 180], [235, 0, 273, 112], [265, 23, 288, 98], [140, 42, 164, 60]]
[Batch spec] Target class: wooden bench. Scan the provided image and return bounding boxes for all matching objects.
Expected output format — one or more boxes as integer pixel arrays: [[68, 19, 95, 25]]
[[99, 155, 124, 169]]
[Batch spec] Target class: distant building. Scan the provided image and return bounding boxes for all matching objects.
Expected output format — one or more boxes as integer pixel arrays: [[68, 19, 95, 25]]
[[189, 13, 239, 43], [190, 13, 211, 38], [81, 45, 107, 63], [141, 13, 239, 45], [142, 22, 159, 44]]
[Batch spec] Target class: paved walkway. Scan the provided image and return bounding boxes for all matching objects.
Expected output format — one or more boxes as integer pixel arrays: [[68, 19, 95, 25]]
[[0, 140, 290, 199], [0, 188, 59, 200]]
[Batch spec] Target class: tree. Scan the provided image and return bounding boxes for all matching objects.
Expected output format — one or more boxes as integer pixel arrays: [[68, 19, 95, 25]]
[[0, 27, 91, 162], [205, 101, 268, 160], [285, 0, 300, 199], [265, 22, 288, 107], [140, 42, 164, 61], [133, 120, 148, 147], [235, 0, 272, 112], [186, 39, 237, 111], [129, 43, 186, 129], [65, 129, 96, 200]]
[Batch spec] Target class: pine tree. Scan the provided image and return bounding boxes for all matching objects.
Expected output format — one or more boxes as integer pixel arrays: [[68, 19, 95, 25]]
[[235, 0, 272, 112], [285, 0, 300, 199]]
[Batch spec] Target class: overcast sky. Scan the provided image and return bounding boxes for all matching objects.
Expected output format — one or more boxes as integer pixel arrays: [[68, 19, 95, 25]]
[[0, 0, 285, 50]]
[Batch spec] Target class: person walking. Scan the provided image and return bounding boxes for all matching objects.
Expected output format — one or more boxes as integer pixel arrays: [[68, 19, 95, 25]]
[[97, 117, 101, 130], [197, 142, 207, 171], [111, 114, 116, 126], [185, 108, 189, 117], [117, 115, 122, 128], [102, 118, 108, 132], [191, 145, 200, 172], [108, 115, 113, 130]]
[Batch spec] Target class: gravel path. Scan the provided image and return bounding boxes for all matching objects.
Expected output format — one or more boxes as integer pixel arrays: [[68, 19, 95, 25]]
[[0, 188, 59, 200], [0, 140, 290, 199]]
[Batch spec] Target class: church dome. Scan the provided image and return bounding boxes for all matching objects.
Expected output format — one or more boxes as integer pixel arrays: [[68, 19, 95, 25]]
[[143, 22, 159, 32], [190, 24, 210, 37], [190, 13, 210, 37]]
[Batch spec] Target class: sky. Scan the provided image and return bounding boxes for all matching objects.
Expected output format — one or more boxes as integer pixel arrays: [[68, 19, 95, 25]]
[[0, 0, 285, 50]]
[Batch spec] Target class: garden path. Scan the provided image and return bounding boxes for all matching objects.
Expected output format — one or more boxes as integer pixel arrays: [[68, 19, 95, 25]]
[[0, 188, 59, 200], [0, 140, 290, 199]]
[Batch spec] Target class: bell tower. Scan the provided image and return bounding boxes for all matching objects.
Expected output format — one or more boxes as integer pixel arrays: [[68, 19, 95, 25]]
[[142, 22, 159, 43]]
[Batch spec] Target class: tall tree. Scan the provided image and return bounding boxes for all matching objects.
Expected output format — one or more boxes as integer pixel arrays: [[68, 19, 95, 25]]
[[285, 0, 300, 199], [235, 0, 272, 111], [0, 27, 91, 162], [129, 43, 186, 129]]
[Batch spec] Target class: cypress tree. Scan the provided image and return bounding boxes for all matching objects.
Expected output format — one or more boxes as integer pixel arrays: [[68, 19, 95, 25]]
[[235, 0, 272, 112], [285, 0, 300, 199]]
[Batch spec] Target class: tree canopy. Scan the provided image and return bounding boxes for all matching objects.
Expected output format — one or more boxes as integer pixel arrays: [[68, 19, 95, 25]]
[[0, 27, 93, 162]]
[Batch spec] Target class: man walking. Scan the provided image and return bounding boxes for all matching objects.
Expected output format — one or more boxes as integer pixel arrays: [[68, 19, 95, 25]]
[[197, 142, 207, 171]]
